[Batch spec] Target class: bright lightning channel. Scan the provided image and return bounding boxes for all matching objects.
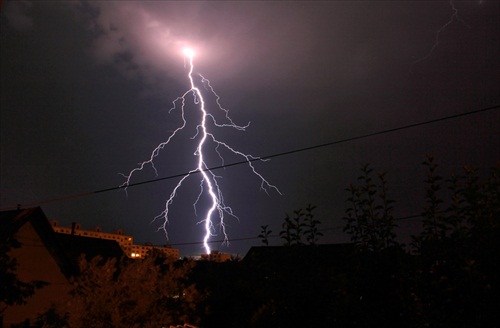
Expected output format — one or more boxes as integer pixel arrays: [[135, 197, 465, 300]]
[[120, 47, 281, 254]]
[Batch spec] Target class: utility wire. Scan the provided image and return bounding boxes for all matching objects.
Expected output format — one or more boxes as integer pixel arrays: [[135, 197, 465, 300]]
[[13, 212, 438, 248], [169, 212, 427, 247], [2, 104, 498, 211]]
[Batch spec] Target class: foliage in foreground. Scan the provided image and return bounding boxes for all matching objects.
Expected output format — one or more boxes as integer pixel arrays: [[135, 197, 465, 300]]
[[33, 157, 500, 327], [239, 157, 499, 327], [0, 236, 48, 318], [278, 203, 323, 246], [36, 255, 203, 328]]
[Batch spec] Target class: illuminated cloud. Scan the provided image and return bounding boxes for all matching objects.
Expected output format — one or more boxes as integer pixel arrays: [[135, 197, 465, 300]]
[[78, 2, 317, 96]]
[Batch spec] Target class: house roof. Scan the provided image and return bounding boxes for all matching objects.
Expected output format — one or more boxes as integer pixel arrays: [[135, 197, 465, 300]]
[[1, 207, 125, 277], [1, 207, 78, 277], [244, 244, 355, 269], [54, 232, 125, 266]]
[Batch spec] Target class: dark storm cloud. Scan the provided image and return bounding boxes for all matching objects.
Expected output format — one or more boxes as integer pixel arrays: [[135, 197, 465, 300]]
[[3, 1, 33, 30], [72, 2, 323, 95], [73, 0, 442, 126], [82, 2, 414, 92]]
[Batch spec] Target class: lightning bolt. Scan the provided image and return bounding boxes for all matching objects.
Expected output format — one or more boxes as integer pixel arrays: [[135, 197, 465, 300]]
[[411, 0, 470, 70], [120, 48, 280, 254]]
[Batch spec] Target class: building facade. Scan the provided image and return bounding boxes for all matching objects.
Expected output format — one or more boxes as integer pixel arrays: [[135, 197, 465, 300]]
[[200, 250, 233, 262], [51, 221, 179, 260]]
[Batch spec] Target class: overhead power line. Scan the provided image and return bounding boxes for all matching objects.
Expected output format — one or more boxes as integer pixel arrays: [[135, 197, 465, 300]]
[[168, 212, 426, 247], [2, 103, 498, 211]]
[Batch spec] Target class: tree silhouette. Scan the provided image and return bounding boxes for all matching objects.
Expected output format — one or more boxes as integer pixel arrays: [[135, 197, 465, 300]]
[[0, 236, 47, 318], [278, 204, 322, 246], [304, 204, 323, 245], [257, 225, 272, 246], [343, 164, 397, 251], [37, 254, 203, 327], [279, 214, 294, 246]]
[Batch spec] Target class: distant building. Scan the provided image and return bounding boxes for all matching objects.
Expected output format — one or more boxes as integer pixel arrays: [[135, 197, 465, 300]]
[[0, 207, 125, 327], [200, 250, 232, 262], [51, 220, 179, 260]]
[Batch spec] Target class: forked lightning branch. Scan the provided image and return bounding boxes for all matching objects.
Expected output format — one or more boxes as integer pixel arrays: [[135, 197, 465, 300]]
[[120, 48, 280, 254]]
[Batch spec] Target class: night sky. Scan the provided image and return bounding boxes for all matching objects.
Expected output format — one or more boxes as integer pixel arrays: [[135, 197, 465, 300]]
[[1, 1, 499, 257]]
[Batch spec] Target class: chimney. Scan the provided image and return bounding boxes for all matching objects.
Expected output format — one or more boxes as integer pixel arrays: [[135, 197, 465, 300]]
[[71, 222, 76, 235]]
